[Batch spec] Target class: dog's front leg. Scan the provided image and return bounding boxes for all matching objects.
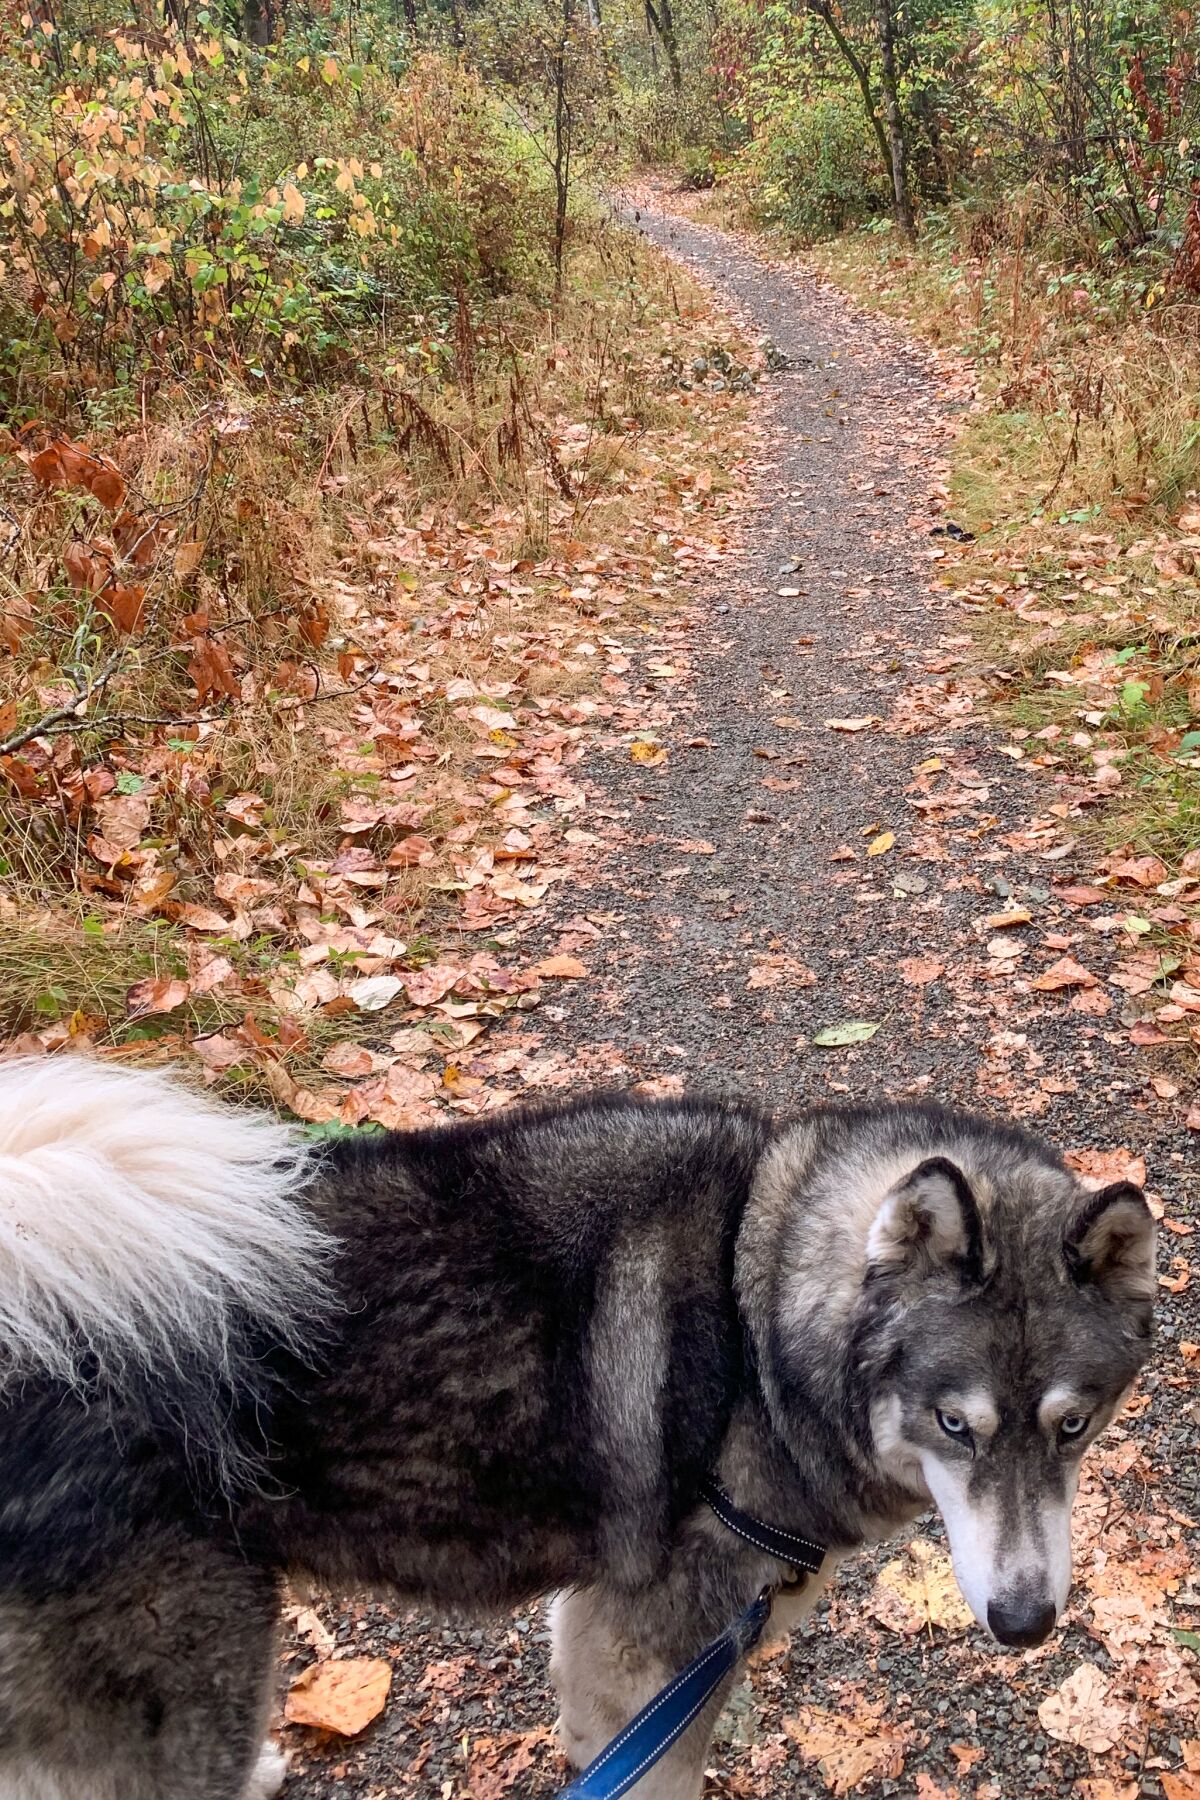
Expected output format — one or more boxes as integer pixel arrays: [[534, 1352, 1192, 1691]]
[[549, 1585, 737, 1800]]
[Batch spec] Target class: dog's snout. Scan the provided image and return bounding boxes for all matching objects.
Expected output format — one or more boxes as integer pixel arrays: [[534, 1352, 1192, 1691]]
[[986, 1595, 1057, 1648]]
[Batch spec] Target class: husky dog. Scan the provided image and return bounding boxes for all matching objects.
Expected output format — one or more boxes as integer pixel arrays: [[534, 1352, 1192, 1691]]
[[0, 1060, 1155, 1800]]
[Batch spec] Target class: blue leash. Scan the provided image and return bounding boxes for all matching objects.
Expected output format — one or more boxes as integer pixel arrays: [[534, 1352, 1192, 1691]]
[[556, 1482, 826, 1799], [556, 1588, 773, 1799]]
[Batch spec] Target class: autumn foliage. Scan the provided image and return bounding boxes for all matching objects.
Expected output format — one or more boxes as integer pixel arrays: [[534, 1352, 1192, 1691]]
[[0, 2, 756, 1113]]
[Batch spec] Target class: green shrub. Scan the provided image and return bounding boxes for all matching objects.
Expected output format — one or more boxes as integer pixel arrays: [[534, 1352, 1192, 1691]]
[[736, 91, 891, 242]]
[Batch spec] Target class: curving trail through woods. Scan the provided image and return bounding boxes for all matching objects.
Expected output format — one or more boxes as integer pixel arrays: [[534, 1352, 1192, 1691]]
[[282, 197, 1198, 1800]]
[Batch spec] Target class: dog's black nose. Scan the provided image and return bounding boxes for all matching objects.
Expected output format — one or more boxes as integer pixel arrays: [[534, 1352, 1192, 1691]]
[[987, 1597, 1057, 1648]]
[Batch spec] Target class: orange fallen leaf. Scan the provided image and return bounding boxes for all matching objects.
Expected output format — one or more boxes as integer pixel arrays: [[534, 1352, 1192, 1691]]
[[1032, 956, 1098, 991], [1163, 1777, 1200, 1800], [285, 1657, 391, 1736], [534, 954, 588, 979], [1112, 855, 1169, 888], [1159, 1257, 1192, 1295], [1064, 1147, 1148, 1188], [125, 977, 190, 1019], [899, 956, 943, 986], [630, 740, 667, 766]]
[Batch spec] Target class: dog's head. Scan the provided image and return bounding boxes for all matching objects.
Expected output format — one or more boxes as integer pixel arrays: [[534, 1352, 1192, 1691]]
[[860, 1156, 1155, 1648]]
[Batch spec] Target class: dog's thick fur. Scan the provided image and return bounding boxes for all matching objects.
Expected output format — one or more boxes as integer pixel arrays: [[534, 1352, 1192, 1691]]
[[0, 1060, 1155, 1799]]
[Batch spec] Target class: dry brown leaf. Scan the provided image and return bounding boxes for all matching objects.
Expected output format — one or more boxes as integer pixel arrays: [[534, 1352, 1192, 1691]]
[[1032, 956, 1097, 991], [1162, 1777, 1200, 1800], [125, 977, 190, 1019], [1036, 1663, 1136, 1754], [899, 956, 944, 986], [782, 1706, 906, 1794], [869, 1538, 974, 1635], [1064, 1147, 1148, 1189], [825, 716, 881, 733], [95, 792, 151, 853], [284, 1657, 391, 1736], [1112, 855, 1169, 888], [747, 955, 818, 991], [534, 954, 588, 979], [403, 964, 463, 1007]]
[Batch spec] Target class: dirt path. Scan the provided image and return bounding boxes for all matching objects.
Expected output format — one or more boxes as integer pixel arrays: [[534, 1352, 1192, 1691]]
[[282, 200, 1198, 1800]]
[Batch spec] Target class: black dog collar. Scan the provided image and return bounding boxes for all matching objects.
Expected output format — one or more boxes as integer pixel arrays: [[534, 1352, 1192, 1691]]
[[699, 1476, 826, 1575]]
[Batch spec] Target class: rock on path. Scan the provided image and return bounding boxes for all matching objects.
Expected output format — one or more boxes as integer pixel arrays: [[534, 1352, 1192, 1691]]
[[281, 199, 1197, 1800]]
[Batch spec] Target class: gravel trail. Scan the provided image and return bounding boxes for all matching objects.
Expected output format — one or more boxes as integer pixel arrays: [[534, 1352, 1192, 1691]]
[[282, 199, 1198, 1800]]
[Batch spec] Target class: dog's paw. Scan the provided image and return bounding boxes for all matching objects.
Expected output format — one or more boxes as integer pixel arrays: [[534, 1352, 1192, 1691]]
[[244, 1741, 289, 1800]]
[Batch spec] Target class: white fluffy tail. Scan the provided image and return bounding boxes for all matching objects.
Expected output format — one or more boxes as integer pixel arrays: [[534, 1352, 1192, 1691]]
[[0, 1057, 331, 1397]]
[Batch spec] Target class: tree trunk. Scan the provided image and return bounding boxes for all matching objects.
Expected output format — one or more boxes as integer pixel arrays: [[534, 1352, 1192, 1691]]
[[645, 0, 681, 91], [807, 0, 892, 184], [552, 0, 573, 298], [873, 0, 915, 234]]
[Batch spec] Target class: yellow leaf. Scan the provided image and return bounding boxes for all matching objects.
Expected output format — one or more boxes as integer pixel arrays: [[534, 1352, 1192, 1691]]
[[281, 181, 305, 223], [867, 831, 894, 857], [334, 167, 354, 194], [630, 741, 667, 766], [870, 1539, 974, 1635]]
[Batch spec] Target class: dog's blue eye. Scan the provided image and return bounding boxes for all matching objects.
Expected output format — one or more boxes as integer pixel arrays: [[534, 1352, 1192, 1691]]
[[936, 1409, 970, 1439], [1060, 1414, 1089, 1439]]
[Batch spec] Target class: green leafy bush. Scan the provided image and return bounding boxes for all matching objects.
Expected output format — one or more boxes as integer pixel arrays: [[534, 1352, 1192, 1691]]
[[735, 92, 891, 242]]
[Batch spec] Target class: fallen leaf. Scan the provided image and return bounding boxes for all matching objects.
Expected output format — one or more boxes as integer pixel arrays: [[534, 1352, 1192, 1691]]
[[899, 956, 944, 986], [1037, 1663, 1136, 1755], [1065, 1147, 1148, 1188], [870, 1538, 974, 1635], [782, 1706, 906, 1794], [630, 740, 667, 766], [867, 831, 895, 857], [1032, 956, 1098, 991], [1112, 855, 1169, 888], [534, 954, 588, 979], [1161, 1777, 1200, 1800], [348, 975, 405, 1012], [95, 792, 151, 852], [748, 955, 818, 991], [825, 716, 881, 733], [125, 977, 190, 1018], [284, 1658, 391, 1736], [812, 1020, 880, 1047], [403, 964, 462, 1006]]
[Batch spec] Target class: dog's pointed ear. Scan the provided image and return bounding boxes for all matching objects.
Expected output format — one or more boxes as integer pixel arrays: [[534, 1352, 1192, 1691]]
[[1064, 1181, 1157, 1306], [866, 1157, 984, 1281]]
